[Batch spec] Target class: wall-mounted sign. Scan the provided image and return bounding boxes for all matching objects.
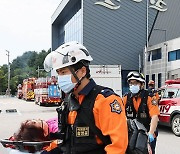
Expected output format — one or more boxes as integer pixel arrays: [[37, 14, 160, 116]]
[[95, 0, 121, 10], [95, 0, 167, 12]]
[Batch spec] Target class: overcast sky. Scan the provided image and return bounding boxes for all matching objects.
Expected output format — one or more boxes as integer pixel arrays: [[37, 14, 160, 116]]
[[0, 0, 61, 66]]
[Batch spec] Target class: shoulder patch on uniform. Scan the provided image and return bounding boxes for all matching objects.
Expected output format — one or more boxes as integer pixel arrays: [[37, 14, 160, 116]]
[[151, 99, 158, 106], [100, 88, 115, 98], [110, 100, 122, 114]]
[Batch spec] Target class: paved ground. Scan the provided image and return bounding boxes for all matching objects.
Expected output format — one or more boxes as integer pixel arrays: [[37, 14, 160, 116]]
[[0, 97, 57, 153], [0, 97, 180, 153]]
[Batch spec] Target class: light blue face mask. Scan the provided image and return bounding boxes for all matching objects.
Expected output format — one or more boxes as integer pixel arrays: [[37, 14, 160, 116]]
[[129, 85, 140, 94], [58, 74, 76, 93]]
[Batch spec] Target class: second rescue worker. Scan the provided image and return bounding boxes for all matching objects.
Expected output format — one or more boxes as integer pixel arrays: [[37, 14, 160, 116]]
[[43, 41, 128, 154], [123, 71, 160, 154], [148, 80, 160, 105]]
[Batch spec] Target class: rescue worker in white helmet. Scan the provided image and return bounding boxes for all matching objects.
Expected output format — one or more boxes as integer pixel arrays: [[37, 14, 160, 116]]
[[123, 71, 160, 154], [43, 41, 128, 154]]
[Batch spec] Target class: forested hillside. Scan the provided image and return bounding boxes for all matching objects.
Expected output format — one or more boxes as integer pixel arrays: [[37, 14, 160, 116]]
[[0, 49, 51, 95]]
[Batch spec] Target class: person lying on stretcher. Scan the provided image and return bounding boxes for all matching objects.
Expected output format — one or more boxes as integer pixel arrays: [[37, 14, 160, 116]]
[[1, 118, 58, 153]]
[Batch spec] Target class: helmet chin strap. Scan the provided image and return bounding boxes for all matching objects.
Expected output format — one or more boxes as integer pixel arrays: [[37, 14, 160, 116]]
[[68, 66, 85, 89]]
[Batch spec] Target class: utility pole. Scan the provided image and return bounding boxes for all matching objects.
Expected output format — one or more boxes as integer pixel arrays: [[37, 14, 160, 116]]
[[6, 50, 10, 97], [144, 0, 149, 88], [37, 66, 44, 78], [38, 66, 39, 78], [139, 54, 141, 73]]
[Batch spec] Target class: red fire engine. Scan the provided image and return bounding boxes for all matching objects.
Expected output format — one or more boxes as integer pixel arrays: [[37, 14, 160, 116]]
[[17, 84, 23, 99], [158, 79, 180, 136], [22, 78, 36, 101], [34, 76, 61, 106]]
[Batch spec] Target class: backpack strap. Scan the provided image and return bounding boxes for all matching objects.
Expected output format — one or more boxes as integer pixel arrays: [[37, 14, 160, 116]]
[[125, 93, 137, 119], [140, 90, 149, 112], [126, 93, 134, 107], [78, 85, 111, 145], [137, 90, 151, 130]]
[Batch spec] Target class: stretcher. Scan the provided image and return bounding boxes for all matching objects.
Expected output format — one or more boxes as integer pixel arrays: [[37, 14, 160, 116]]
[[0, 139, 52, 153]]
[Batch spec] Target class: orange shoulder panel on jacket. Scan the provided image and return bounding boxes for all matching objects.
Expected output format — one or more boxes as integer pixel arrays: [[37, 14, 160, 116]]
[[93, 93, 128, 154], [147, 96, 160, 117]]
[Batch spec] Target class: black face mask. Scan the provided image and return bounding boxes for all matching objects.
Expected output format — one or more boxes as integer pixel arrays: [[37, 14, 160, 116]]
[[148, 87, 155, 92]]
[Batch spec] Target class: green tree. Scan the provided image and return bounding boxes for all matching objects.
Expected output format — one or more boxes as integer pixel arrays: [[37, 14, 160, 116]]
[[12, 49, 50, 95], [0, 49, 51, 95], [0, 65, 8, 94]]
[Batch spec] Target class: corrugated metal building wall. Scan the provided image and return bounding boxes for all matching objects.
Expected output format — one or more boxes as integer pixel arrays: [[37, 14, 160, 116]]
[[52, 0, 158, 70], [51, 0, 177, 93], [149, 0, 180, 45], [83, 0, 157, 70]]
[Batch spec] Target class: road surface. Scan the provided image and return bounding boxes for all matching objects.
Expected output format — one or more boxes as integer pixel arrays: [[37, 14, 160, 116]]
[[0, 97, 180, 153]]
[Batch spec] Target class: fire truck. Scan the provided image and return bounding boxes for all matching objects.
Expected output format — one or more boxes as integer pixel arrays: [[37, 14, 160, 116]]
[[34, 76, 61, 106], [22, 78, 36, 101], [158, 79, 180, 136], [17, 84, 23, 99]]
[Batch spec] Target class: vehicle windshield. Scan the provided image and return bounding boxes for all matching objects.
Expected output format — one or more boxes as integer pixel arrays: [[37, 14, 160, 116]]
[[161, 88, 180, 98]]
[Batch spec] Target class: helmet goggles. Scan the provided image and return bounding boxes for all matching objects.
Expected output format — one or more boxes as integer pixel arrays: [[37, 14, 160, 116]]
[[127, 71, 145, 83], [127, 71, 142, 79]]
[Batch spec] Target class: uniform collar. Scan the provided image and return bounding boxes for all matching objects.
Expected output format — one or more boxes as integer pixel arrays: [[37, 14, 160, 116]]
[[78, 79, 96, 96]]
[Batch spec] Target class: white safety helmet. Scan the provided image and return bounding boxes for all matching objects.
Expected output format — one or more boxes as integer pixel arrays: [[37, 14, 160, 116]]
[[127, 71, 145, 83], [44, 41, 93, 72]]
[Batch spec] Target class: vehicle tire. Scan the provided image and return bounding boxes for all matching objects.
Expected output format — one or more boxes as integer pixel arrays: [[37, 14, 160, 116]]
[[171, 114, 180, 137]]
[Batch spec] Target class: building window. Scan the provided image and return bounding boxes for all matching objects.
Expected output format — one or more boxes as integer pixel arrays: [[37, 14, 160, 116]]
[[177, 50, 180, 59], [151, 48, 162, 61], [158, 73, 161, 88], [64, 2, 82, 43], [148, 52, 151, 62], [152, 74, 155, 82], [146, 75, 149, 89], [148, 48, 161, 61], [58, 1, 82, 45], [168, 51, 176, 61], [59, 26, 65, 45], [168, 49, 180, 61]]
